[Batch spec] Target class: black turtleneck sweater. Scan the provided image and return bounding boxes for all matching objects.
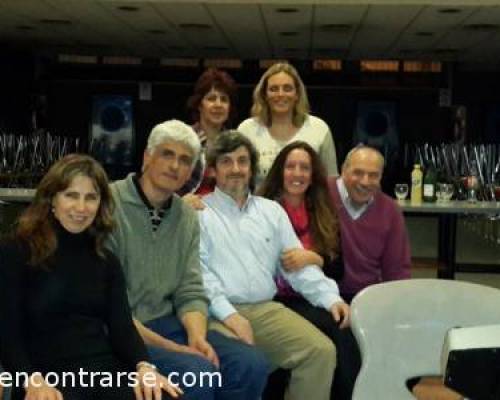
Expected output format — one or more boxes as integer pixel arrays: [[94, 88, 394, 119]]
[[0, 226, 148, 375]]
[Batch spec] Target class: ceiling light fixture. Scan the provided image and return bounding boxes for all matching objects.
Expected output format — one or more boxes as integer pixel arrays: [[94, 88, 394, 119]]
[[179, 23, 212, 30], [17, 25, 35, 30], [318, 24, 352, 33], [117, 6, 139, 12], [438, 8, 462, 14], [416, 31, 434, 37], [463, 23, 499, 32], [39, 19, 72, 25], [276, 8, 299, 13]]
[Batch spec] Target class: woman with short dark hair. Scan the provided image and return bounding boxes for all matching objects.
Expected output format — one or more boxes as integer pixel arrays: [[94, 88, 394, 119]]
[[180, 68, 238, 204]]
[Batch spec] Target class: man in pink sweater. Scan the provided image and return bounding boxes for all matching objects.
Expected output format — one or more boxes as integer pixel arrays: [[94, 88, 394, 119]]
[[328, 146, 411, 303]]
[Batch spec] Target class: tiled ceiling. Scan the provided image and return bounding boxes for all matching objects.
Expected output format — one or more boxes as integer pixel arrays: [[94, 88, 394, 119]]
[[2, 0, 500, 68]]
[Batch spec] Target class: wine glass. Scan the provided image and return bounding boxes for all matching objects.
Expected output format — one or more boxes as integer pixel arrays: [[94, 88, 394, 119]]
[[439, 183, 454, 202], [394, 183, 409, 201]]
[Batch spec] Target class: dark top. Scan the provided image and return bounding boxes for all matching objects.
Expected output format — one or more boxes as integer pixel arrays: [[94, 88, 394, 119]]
[[0, 224, 148, 375]]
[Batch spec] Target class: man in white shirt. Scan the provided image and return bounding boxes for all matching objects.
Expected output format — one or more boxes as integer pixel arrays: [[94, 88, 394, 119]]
[[198, 130, 350, 400]]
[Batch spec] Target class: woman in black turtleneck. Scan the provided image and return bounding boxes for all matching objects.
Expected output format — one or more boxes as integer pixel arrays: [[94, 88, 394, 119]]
[[0, 154, 182, 400]]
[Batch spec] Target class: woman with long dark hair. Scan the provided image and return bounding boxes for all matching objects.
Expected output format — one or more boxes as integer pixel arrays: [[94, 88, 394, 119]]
[[259, 142, 359, 400], [0, 154, 181, 400], [259, 141, 341, 281]]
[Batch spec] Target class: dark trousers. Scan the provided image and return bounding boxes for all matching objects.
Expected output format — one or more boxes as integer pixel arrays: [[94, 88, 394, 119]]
[[264, 296, 361, 400], [145, 314, 270, 400]]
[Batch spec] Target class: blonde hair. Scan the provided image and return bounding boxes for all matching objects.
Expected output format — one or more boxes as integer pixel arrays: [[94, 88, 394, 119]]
[[250, 63, 310, 127]]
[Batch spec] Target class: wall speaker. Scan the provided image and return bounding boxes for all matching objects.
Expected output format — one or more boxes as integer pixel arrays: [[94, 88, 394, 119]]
[[353, 101, 399, 161]]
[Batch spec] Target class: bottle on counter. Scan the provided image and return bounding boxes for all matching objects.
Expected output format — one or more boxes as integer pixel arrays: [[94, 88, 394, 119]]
[[423, 164, 437, 202], [411, 164, 423, 204], [467, 165, 479, 203]]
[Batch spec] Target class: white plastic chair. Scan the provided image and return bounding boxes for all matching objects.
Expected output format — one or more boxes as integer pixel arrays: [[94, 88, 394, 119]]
[[350, 279, 500, 400]]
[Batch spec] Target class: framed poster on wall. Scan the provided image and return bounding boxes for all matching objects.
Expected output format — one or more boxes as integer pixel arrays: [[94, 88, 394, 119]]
[[89, 95, 134, 175], [353, 100, 399, 161]]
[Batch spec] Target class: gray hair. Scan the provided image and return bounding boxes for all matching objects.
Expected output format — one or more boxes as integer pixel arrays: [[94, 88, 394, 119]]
[[342, 145, 385, 171], [146, 119, 201, 166]]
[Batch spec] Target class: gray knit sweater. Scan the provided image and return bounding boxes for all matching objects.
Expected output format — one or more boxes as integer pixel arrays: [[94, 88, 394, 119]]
[[108, 174, 209, 323]]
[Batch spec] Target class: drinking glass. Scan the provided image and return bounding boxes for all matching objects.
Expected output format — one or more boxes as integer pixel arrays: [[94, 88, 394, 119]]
[[439, 183, 454, 202], [436, 184, 443, 202], [394, 183, 409, 201]]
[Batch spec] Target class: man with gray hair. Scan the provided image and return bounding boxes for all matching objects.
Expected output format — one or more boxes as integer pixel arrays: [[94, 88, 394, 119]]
[[328, 145, 411, 303], [107, 120, 269, 400]]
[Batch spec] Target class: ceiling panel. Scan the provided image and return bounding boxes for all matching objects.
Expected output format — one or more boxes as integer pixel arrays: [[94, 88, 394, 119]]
[[261, 4, 313, 54], [312, 4, 366, 53], [350, 5, 422, 58], [1, 0, 500, 66], [208, 4, 271, 58], [0, 0, 78, 46], [154, 2, 231, 57], [96, 1, 174, 55]]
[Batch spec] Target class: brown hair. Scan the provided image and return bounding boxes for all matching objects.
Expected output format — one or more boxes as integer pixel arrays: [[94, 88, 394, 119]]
[[258, 141, 339, 257], [15, 154, 114, 266], [206, 130, 259, 192], [187, 68, 238, 127], [251, 62, 310, 127]]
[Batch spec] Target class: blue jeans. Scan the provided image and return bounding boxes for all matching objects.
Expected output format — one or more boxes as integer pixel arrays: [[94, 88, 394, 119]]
[[145, 315, 270, 400]]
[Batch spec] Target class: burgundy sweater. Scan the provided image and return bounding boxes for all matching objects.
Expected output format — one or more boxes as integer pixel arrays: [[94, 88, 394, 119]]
[[328, 177, 411, 297]]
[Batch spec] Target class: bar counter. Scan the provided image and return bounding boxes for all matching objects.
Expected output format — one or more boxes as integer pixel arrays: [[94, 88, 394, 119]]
[[398, 200, 500, 279], [0, 188, 36, 203]]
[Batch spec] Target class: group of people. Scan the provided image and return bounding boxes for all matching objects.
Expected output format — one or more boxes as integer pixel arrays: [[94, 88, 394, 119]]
[[0, 62, 413, 400]]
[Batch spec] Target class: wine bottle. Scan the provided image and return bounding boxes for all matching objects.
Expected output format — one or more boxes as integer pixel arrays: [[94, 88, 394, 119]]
[[423, 165, 437, 202]]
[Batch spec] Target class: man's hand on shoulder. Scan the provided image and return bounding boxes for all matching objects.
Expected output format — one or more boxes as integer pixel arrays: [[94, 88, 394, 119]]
[[223, 313, 255, 345], [330, 301, 350, 329], [183, 193, 206, 210]]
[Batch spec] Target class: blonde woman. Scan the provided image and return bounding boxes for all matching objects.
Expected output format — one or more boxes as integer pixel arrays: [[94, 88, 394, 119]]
[[238, 62, 338, 186]]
